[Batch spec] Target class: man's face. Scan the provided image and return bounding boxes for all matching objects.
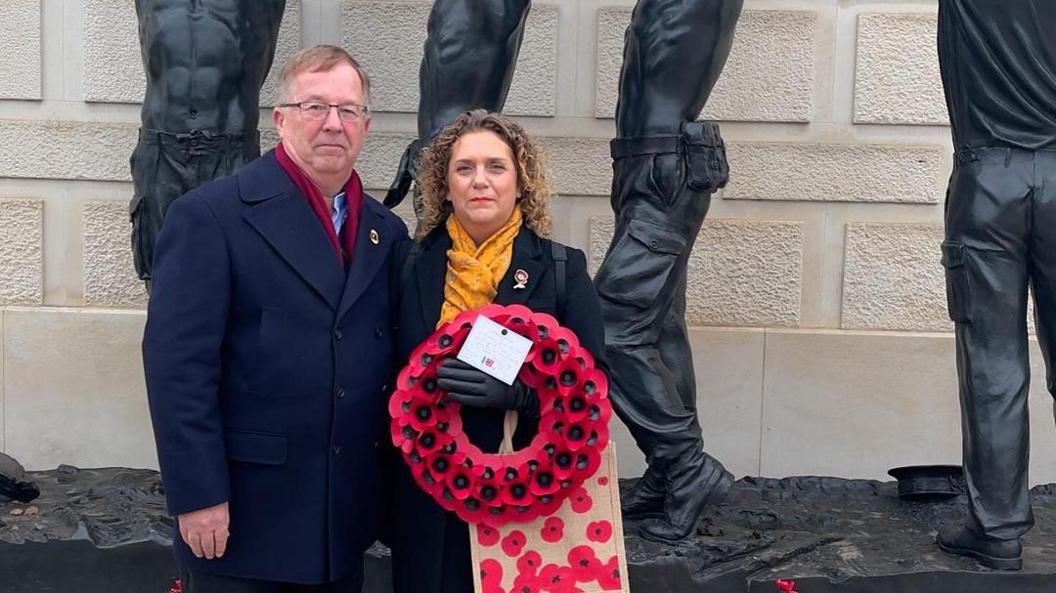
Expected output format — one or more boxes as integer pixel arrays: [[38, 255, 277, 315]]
[[273, 63, 371, 182]]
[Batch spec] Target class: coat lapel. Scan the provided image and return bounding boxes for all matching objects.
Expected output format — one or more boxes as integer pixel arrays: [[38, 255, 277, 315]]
[[336, 198, 395, 321], [495, 230, 544, 306], [415, 230, 451, 330], [240, 153, 344, 311]]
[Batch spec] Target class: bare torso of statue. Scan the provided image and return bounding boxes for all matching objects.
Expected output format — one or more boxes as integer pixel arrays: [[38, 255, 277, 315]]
[[130, 0, 286, 283], [136, 0, 284, 133]]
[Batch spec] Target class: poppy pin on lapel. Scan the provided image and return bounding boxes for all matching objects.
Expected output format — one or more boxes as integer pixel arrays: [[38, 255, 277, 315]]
[[513, 269, 529, 290], [369, 229, 379, 245]]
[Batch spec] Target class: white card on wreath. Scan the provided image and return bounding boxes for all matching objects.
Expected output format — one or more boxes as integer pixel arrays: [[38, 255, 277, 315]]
[[456, 315, 532, 385]]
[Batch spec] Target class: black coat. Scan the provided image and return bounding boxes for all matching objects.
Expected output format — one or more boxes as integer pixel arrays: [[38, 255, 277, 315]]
[[143, 151, 409, 584], [388, 225, 606, 593]]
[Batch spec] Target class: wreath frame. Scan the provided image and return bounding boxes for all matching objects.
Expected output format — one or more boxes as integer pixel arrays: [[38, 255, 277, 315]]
[[388, 304, 612, 527]]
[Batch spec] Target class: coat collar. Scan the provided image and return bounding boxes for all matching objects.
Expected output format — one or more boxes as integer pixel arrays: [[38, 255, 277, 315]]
[[413, 222, 546, 328], [239, 151, 392, 316]]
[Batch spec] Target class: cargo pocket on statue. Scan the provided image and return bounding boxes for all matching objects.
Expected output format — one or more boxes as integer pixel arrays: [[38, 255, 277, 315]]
[[682, 123, 729, 192], [941, 240, 972, 324], [594, 218, 685, 308], [129, 194, 150, 279]]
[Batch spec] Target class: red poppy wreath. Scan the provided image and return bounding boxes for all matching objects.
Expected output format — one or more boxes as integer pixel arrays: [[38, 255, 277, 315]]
[[388, 304, 612, 528]]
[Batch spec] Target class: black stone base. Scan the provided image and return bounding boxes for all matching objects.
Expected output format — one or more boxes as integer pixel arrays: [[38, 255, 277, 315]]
[[3, 468, 1055, 593], [620, 476, 1056, 593]]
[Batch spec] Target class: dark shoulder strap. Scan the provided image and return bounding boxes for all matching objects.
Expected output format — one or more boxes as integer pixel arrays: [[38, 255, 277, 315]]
[[401, 242, 421, 291], [551, 241, 567, 318]]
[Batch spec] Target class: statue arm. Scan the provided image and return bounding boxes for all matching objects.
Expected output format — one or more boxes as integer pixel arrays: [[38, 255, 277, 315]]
[[417, 0, 532, 139]]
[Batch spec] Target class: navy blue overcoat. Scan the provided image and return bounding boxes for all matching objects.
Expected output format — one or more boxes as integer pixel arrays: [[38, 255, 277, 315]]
[[143, 150, 408, 584]]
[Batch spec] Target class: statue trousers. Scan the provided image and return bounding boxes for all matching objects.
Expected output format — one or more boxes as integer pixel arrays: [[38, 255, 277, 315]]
[[130, 128, 260, 281], [594, 121, 728, 469], [943, 146, 1056, 541]]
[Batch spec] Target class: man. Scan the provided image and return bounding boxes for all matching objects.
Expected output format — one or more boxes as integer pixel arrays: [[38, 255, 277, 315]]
[[935, 0, 1056, 571], [143, 45, 408, 591], [131, 0, 286, 285]]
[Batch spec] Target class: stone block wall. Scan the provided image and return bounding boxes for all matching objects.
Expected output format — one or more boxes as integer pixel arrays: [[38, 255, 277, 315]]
[[2, 1, 1054, 485]]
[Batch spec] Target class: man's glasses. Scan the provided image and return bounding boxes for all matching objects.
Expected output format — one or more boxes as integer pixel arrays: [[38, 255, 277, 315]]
[[279, 102, 370, 122]]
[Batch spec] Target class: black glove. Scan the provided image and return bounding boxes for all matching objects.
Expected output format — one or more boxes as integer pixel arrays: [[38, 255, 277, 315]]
[[437, 358, 538, 414]]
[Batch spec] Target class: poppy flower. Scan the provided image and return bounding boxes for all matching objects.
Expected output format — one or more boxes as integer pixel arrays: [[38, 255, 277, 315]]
[[598, 555, 622, 590], [529, 469, 560, 496], [409, 401, 440, 431], [551, 448, 578, 480], [572, 449, 602, 480], [516, 550, 542, 577], [501, 530, 527, 557], [548, 326, 581, 354], [528, 338, 563, 374], [535, 493, 564, 517], [563, 392, 591, 423], [480, 558, 503, 586], [459, 497, 489, 524], [537, 564, 579, 593], [571, 346, 595, 371], [569, 487, 593, 514], [510, 573, 542, 593], [564, 421, 591, 452], [414, 429, 453, 459], [501, 478, 532, 506], [388, 388, 415, 417], [597, 476, 609, 487], [540, 516, 564, 543], [586, 520, 613, 543], [567, 545, 602, 581], [476, 523, 500, 547], [528, 311, 559, 341], [555, 358, 582, 397], [390, 418, 417, 453], [445, 469, 475, 500]]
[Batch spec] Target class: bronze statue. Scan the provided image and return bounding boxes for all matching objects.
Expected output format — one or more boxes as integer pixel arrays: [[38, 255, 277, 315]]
[[935, 0, 1056, 571], [593, 0, 742, 543], [130, 0, 286, 284], [386, 0, 743, 542]]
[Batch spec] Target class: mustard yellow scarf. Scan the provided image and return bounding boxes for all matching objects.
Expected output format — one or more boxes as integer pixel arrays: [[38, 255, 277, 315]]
[[438, 209, 523, 327]]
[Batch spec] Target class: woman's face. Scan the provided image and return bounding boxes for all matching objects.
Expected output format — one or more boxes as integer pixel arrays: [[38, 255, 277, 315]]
[[446, 130, 520, 244]]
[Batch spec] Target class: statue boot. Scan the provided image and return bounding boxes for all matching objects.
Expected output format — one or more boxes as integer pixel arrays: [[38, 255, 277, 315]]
[[621, 464, 666, 517], [640, 451, 732, 543], [937, 524, 1022, 571]]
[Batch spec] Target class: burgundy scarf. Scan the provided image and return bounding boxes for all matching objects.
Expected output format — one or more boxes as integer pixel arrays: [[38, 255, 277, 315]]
[[275, 142, 364, 265]]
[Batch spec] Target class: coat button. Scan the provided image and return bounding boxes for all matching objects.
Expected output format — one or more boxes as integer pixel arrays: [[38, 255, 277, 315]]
[[649, 240, 659, 250], [333, 445, 343, 456], [336, 386, 346, 399], [334, 329, 344, 340], [374, 327, 383, 339]]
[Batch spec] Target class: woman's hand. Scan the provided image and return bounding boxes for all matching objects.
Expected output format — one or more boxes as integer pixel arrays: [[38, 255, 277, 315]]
[[437, 358, 535, 412]]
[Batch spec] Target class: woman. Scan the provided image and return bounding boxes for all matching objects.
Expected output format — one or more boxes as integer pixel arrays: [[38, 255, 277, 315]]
[[388, 110, 607, 593]]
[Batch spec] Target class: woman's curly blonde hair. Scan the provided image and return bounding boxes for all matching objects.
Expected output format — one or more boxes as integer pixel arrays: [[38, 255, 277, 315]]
[[415, 109, 552, 240]]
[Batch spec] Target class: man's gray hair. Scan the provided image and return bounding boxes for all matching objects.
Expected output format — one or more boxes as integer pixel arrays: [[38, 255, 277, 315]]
[[275, 45, 371, 106]]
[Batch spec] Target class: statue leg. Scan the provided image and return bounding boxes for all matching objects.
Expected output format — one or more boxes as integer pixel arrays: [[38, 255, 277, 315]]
[[598, 0, 741, 541], [597, 122, 733, 542], [937, 148, 1033, 569], [385, 0, 531, 213]]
